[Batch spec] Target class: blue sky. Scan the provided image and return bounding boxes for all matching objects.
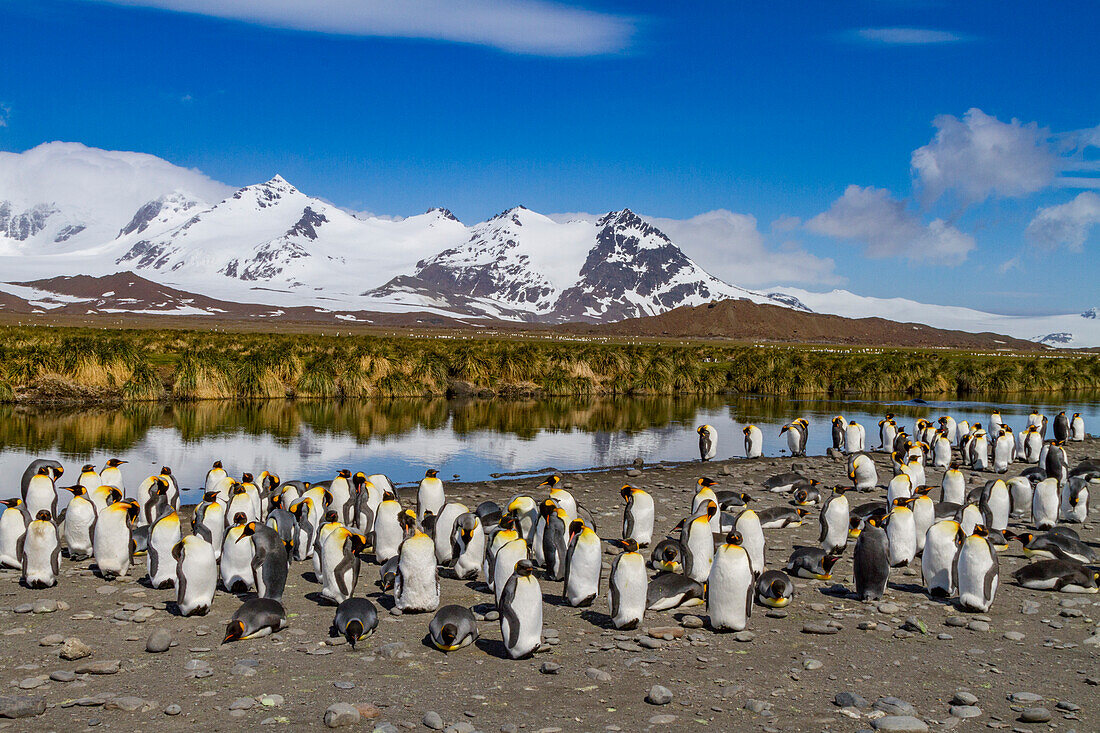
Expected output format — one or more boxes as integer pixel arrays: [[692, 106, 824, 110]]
[[1, 0, 1098, 314]]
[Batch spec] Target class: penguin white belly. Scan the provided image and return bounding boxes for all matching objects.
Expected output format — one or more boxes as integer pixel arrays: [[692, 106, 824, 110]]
[[922, 526, 956, 596], [1007, 478, 1032, 519], [821, 500, 848, 554], [64, 500, 97, 558], [25, 483, 56, 519], [911, 500, 934, 553], [957, 538, 998, 612], [493, 540, 529, 606], [684, 524, 714, 582], [992, 439, 1012, 473], [500, 577, 542, 659], [886, 511, 916, 567], [744, 428, 763, 458], [0, 511, 25, 569], [735, 514, 765, 575], [1059, 485, 1088, 523], [1032, 481, 1059, 530], [93, 515, 132, 578], [941, 473, 965, 505], [22, 523, 58, 587], [373, 504, 403, 563], [418, 479, 444, 520], [959, 504, 983, 536], [986, 489, 1011, 531], [886, 476, 912, 505], [433, 503, 468, 564], [395, 537, 439, 612], [971, 438, 989, 470], [845, 424, 864, 453], [565, 534, 602, 607], [707, 546, 753, 631], [786, 429, 801, 454], [624, 495, 654, 547], [932, 439, 951, 468], [147, 516, 182, 589], [609, 554, 647, 629], [221, 530, 256, 592], [851, 459, 877, 491], [176, 539, 217, 616], [319, 529, 360, 604], [1070, 417, 1085, 440]]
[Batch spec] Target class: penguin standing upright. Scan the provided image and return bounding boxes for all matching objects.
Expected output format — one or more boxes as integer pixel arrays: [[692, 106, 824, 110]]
[[320, 525, 369, 605], [563, 519, 601, 607], [743, 425, 763, 458], [221, 514, 256, 593], [205, 461, 228, 493], [692, 479, 721, 533], [428, 605, 479, 651], [1060, 478, 1089, 524], [193, 491, 226, 560], [981, 479, 1011, 532], [241, 521, 289, 602], [1053, 411, 1070, 443], [608, 539, 647, 630], [450, 512, 485, 581], [992, 429, 1014, 473], [1022, 427, 1043, 463], [20, 460, 62, 502], [780, 420, 808, 457], [147, 509, 182, 589], [24, 467, 58, 521], [78, 464, 101, 491], [970, 431, 989, 471], [1007, 476, 1032, 520], [484, 515, 520, 594], [433, 501, 469, 565], [1032, 478, 1060, 530], [222, 598, 287, 643], [621, 486, 654, 547], [879, 417, 897, 452], [174, 535, 217, 616], [395, 518, 439, 613], [541, 503, 570, 581], [498, 559, 542, 659], [0, 499, 28, 569], [353, 474, 382, 534], [1069, 413, 1085, 441], [328, 470, 355, 524], [909, 492, 935, 554], [698, 425, 717, 461], [492, 536, 529, 607], [853, 518, 890, 601], [60, 486, 97, 560], [683, 502, 717, 582], [956, 526, 998, 612], [707, 530, 754, 632], [20, 510, 60, 589], [100, 459, 127, 492], [1045, 442, 1069, 485], [845, 421, 866, 453], [93, 500, 139, 579], [921, 518, 961, 597], [734, 508, 765, 577], [941, 463, 966, 505], [849, 454, 878, 491], [372, 492, 404, 564], [417, 469, 444, 521], [931, 430, 952, 468], [819, 487, 851, 555], [883, 499, 916, 567], [333, 597, 379, 648], [831, 416, 846, 451]]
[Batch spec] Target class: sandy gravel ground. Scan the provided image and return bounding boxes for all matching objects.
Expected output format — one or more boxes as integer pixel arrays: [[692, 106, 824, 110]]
[[0, 439, 1097, 732]]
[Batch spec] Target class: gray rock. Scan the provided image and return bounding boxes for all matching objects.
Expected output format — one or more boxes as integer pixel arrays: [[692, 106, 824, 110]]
[[802, 622, 839, 635], [423, 711, 444, 730], [0, 696, 47, 719], [1008, 692, 1043, 704], [1056, 701, 1080, 712], [949, 705, 981, 719], [874, 697, 917, 716], [379, 642, 407, 659], [648, 714, 677, 724], [75, 660, 120, 675], [744, 699, 770, 714], [951, 692, 978, 706], [49, 670, 76, 682], [1020, 600, 1040, 615], [17, 678, 44, 690], [230, 697, 255, 710], [104, 696, 146, 712], [1003, 631, 1025, 641], [834, 692, 869, 708], [1019, 708, 1051, 723], [59, 637, 93, 660], [539, 662, 560, 675], [585, 667, 612, 682], [681, 615, 704, 629], [164, 704, 182, 716], [944, 616, 967, 627], [230, 663, 257, 676], [39, 634, 64, 647], [871, 717, 928, 732], [324, 703, 361, 728], [734, 631, 755, 642], [803, 659, 823, 670], [646, 685, 672, 705], [13, 603, 33, 614], [966, 620, 990, 632], [146, 629, 172, 654]]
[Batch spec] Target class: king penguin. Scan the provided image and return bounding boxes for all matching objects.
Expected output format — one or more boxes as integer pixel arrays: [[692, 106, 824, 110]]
[[417, 469, 445, 521], [20, 510, 60, 589], [333, 597, 379, 647], [222, 598, 286, 643], [755, 569, 794, 608], [707, 530, 754, 632], [174, 534, 217, 616], [450, 512, 485, 581], [563, 519, 602, 607], [683, 502, 717, 582], [320, 524, 369, 605], [853, 517, 890, 601], [1032, 477, 1060, 530], [743, 425, 763, 458], [100, 458, 127, 492], [0, 498, 28, 570], [956, 525, 999, 612], [60, 485, 97, 560], [428, 605, 479, 652], [621, 485, 654, 547], [240, 521, 289, 602], [608, 538, 647, 630], [819, 487, 851, 556], [884, 498, 916, 567], [698, 424, 717, 461], [24, 467, 58, 522], [923, 519, 962, 597], [499, 559, 543, 659], [93, 499, 139, 580], [147, 509, 182, 589], [395, 517, 439, 613]]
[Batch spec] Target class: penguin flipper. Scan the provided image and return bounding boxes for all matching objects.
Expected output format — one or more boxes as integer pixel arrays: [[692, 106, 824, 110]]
[[15, 534, 25, 564], [499, 576, 523, 649], [745, 583, 754, 620], [982, 543, 999, 601]]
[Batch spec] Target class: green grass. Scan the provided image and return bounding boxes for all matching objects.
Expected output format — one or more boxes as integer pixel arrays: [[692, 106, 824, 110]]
[[0, 324, 1098, 404]]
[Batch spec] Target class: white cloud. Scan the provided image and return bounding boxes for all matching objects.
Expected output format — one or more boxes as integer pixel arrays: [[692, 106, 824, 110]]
[[806, 185, 975, 264], [912, 108, 1100, 206], [854, 27, 967, 45], [0, 103, 9, 128], [92, 0, 636, 56], [1026, 192, 1100, 251]]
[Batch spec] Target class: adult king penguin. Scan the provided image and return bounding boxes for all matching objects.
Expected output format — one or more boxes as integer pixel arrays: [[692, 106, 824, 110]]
[[819, 487, 851, 556], [21, 510, 60, 589], [923, 520, 962, 597], [564, 519, 602, 607], [707, 530, 754, 632], [853, 517, 890, 601], [417, 469, 445, 521], [93, 499, 139, 580], [223, 598, 286, 643], [956, 525, 999, 612], [60, 485, 97, 560], [698, 424, 717, 461], [428, 605, 479, 652], [608, 539, 647, 630], [621, 485, 654, 547], [395, 516, 440, 613], [333, 597, 379, 648], [743, 425, 763, 458], [499, 559, 542, 659]]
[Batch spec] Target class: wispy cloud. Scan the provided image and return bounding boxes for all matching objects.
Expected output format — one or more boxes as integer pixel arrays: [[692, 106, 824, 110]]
[[851, 27, 968, 45], [1026, 192, 1100, 251], [88, 0, 637, 56], [806, 185, 975, 264], [0, 103, 9, 128], [912, 108, 1100, 206]]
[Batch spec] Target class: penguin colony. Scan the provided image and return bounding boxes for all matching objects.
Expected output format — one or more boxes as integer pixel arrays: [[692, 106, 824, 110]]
[[0, 408, 1095, 665]]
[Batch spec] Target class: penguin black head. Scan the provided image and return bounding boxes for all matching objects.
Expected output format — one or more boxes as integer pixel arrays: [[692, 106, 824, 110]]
[[514, 559, 535, 576], [739, 492, 753, 503], [538, 499, 557, 518], [891, 497, 909, 508], [35, 510, 52, 522], [2, 498, 22, 509], [725, 530, 744, 546], [973, 524, 989, 538], [241, 473, 254, 484], [232, 512, 248, 526], [338, 469, 352, 479], [81, 464, 95, 473], [538, 475, 560, 489], [795, 508, 810, 518], [238, 522, 258, 541], [439, 623, 458, 647], [569, 518, 586, 539], [262, 473, 280, 490], [36, 466, 50, 476], [348, 533, 369, 553], [222, 620, 245, 644], [324, 510, 340, 524], [704, 501, 718, 519], [160, 466, 172, 476], [421, 511, 437, 534], [620, 485, 634, 501], [106, 459, 126, 468], [425, 469, 439, 479], [154, 477, 170, 494], [398, 510, 417, 534], [345, 619, 365, 648], [617, 538, 640, 554], [63, 485, 87, 496], [779, 425, 789, 436], [742, 426, 752, 436], [124, 501, 140, 525], [202, 490, 219, 504], [498, 514, 516, 532], [107, 488, 123, 505], [833, 485, 850, 494], [794, 489, 810, 505], [230, 483, 246, 496], [353, 473, 366, 488], [270, 493, 283, 509], [213, 461, 223, 469], [822, 554, 841, 573], [382, 490, 397, 503], [697, 477, 718, 489]]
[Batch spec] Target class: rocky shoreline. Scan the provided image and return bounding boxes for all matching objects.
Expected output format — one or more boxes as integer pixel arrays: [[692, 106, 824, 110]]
[[1, 440, 1098, 731]]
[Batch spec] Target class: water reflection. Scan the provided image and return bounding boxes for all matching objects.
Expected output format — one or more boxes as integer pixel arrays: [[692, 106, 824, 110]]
[[1, 392, 1096, 503]]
